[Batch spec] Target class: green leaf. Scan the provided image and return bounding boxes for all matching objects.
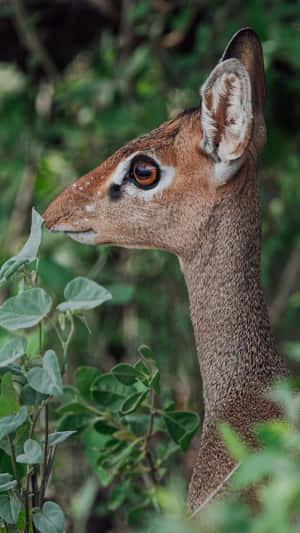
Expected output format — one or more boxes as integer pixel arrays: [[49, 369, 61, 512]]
[[75, 366, 102, 400], [0, 372, 19, 417], [94, 420, 116, 435], [0, 492, 21, 524], [27, 350, 63, 397], [20, 385, 48, 406], [121, 390, 147, 415], [0, 289, 52, 331], [0, 208, 43, 287], [0, 473, 17, 492], [56, 402, 87, 416], [32, 501, 64, 533], [108, 480, 130, 510], [163, 411, 200, 451], [134, 360, 150, 378], [233, 451, 281, 488], [0, 337, 26, 367], [150, 369, 160, 394], [57, 277, 112, 312], [46, 431, 77, 447], [113, 429, 136, 441], [92, 374, 129, 412], [138, 345, 154, 360], [112, 363, 141, 385], [57, 413, 93, 433], [218, 423, 250, 461], [0, 406, 28, 440], [109, 439, 139, 471], [85, 430, 113, 486], [16, 439, 43, 464]]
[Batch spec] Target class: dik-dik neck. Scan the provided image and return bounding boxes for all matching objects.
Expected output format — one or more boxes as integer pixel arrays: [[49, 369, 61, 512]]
[[182, 163, 286, 418]]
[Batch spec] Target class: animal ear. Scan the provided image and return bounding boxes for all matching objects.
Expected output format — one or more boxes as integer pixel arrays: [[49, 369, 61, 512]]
[[221, 28, 266, 122], [200, 57, 253, 170]]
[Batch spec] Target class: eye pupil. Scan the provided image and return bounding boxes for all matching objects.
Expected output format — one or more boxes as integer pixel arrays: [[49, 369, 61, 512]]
[[135, 165, 152, 178], [131, 157, 159, 189]]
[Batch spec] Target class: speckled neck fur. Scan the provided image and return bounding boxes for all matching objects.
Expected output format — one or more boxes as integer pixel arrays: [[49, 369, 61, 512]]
[[182, 156, 288, 510]]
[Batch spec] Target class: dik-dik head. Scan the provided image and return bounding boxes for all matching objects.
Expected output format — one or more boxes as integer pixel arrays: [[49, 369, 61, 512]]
[[43, 28, 266, 260]]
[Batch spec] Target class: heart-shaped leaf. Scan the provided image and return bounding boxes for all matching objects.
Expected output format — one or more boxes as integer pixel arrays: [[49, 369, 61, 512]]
[[0, 208, 43, 287], [20, 384, 48, 406], [121, 390, 147, 415], [0, 337, 26, 367], [57, 277, 111, 312], [75, 366, 102, 400], [0, 492, 21, 524], [16, 439, 43, 464], [0, 406, 28, 440], [163, 411, 200, 451], [91, 374, 129, 412], [46, 431, 77, 447], [27, 350, 63, 397], [0, 473, 17, 492], [112, 363, 141, 385], [0, 289, 52, 331], [32, 501, 64, 533]]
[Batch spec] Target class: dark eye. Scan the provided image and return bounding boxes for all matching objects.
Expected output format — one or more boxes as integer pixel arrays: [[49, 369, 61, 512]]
[[130, 156, 160, 189]]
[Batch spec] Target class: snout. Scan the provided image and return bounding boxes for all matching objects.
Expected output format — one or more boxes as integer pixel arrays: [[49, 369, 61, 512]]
[[43, 173, 101, 244]]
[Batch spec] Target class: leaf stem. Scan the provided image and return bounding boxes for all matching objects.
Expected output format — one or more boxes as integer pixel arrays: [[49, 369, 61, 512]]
[[61, 313, 75, 375], [39, 403, 49, 506], [143, 390, 157, 485], [7, 435, 22, 492], [38, 321, 42, 355]]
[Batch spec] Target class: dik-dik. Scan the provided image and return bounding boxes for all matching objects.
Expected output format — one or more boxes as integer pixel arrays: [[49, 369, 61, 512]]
[[44, 28, 288, 510]]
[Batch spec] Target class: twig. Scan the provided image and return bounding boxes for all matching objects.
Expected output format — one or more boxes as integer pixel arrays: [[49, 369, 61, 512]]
[[189, 462, 241, 519], [7, 435, 22, 492], [39, 404, 49, 506], [44, 445, 57, 493], [269, 244, 300, 325], [143, 390, 157, 485], [9, 0, 59, 81], [60, 313, 75, 375], [30, 405, 43, 439], [31, 466, 39, 533], [4, 522, 9, 533]]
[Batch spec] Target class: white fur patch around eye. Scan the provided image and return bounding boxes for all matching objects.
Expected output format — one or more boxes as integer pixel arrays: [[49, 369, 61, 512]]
[[200, 58, 252, 171], [109, 151, 175, 201]]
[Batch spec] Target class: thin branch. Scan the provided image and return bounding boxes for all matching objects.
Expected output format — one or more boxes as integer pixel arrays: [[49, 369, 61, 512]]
[[44, 445, 57, 493], [143, 390, 157, 485], [39, 404, 49, 506], [7, 435, 22, 492], [9, 0, 59, 81], [269, 244, 300, 325]]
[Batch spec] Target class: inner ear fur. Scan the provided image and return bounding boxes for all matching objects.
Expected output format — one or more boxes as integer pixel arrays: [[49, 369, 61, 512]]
[[200, 58, 253, 164]]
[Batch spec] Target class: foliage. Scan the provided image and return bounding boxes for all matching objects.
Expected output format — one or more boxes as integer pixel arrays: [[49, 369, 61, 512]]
[[0, 1, 299, 532], [138, 381, 300, 533], [0, 209, 200, 532]]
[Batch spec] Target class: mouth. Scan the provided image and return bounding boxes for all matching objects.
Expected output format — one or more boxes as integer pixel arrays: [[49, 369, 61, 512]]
[[45, 222, 98, 245], [66, 230, 97, 244]]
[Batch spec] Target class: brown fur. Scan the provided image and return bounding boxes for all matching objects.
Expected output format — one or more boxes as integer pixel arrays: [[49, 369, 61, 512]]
[[43, 28, 288, 511]]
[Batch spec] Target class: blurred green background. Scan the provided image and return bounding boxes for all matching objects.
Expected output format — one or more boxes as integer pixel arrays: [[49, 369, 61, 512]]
[[0, 0, 299, 531]]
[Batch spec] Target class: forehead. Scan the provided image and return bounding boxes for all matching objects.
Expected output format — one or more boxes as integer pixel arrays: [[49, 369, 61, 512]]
[[99, 106, 200, 176]]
